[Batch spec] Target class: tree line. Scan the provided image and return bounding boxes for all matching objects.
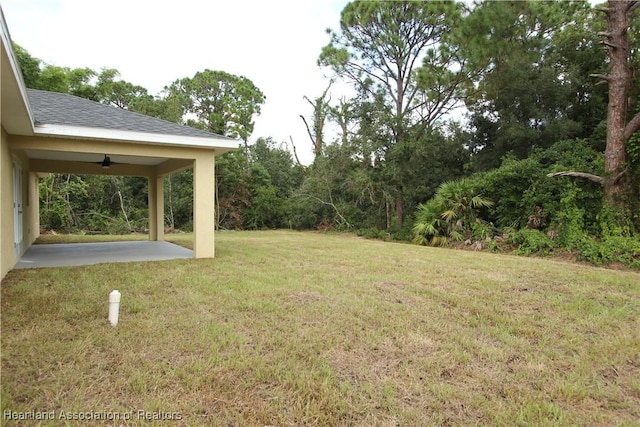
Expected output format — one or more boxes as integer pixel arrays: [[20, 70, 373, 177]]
[[15, 0, 640, 267]]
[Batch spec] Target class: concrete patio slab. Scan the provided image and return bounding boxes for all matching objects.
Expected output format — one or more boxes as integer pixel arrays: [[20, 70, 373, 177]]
[[14, 241, 193, 269]]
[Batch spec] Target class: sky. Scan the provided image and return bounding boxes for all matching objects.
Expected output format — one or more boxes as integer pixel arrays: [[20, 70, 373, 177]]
[[1, 0, 350, 164]]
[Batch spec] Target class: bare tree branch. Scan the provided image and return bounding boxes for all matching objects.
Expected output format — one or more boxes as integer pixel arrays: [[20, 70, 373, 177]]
[[547, 170, 625, 185], [546, 171, 605, 184], [624, 111, 640, 141], [299, 115, 315, 146], [612, 170, 626, 184], [298, 193, 351, 228], [288, 135, 304, 168], [300, 80, 333, 159], [110, 176, 132, 231]]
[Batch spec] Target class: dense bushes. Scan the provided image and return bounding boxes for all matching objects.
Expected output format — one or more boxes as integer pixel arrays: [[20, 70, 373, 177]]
[[469, 139, 604, 230], [39, 174, 149, 234], [411, 139, 639, 268]]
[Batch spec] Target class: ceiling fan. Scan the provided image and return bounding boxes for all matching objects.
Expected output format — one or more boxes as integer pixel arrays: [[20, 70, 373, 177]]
[[95, 155, 119, 169]]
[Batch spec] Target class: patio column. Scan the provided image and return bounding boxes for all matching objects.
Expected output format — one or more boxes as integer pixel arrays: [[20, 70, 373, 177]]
[[193, 152, 215, 258], [28, 171, 40, 243], [148, 174, 164, 241]]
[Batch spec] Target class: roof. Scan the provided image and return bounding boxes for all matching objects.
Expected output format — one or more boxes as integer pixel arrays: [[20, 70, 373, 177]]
[[27, 89, 234, 140]]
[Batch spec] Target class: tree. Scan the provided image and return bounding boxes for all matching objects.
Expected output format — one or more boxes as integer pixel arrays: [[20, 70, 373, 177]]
[[300, 81, 333, 161], [13, 44, 154, 110], [160, 71, 266, 230], [13, 43, 41, 88], [166, 70, 265, 144], [455, 1, 597, 170], [215, 149, 250, 229], [249, 137, 304, 199], [329, 96, 355, 147], [93, 68, 152, 111], [129, 92, 184, 123], [319, 0, 464, 226], [39, 174, 88, 231], [548, 1, 639, 213], [551, 6, 610, 141], [294, 144, 362, 230], [595, 0, 640, 206]]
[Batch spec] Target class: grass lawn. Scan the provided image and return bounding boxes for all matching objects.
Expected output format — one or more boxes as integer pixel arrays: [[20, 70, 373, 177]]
[[1, 230, 639, 426]]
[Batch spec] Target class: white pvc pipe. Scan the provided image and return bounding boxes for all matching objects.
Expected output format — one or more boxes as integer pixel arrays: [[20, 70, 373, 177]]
[[108, 290, 121, 327]]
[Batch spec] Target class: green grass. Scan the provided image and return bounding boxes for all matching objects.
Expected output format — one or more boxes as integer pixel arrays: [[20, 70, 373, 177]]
[[2, 230, 639, 426]]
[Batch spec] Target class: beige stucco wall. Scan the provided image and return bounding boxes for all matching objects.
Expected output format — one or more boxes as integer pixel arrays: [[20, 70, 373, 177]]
[[1, 127, 15, 279], [0, 133, 37, 280]]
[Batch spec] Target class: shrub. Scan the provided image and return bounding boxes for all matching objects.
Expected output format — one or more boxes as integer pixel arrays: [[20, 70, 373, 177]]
[[470, 139, 603, 231], [597, 203, 635, 238], [413, 178, 493, 246], [509, 229, 556, 256], [553, 184, 586, 248], [471, 221, 494, 241], [389, 222, 414, 242], [356, 228, 388, 240], [576, 235, 640, 268]]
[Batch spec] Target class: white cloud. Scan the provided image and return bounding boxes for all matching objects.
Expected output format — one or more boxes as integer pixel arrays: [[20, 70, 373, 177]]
[[2, 0, 349, 164]]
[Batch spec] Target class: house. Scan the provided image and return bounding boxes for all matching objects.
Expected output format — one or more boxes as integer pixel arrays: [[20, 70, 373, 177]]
[[0, 7, 239, 279]]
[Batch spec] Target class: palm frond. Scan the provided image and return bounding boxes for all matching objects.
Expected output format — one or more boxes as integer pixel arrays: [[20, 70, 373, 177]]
[[471, 195, 493, 208], [441, 209, 457, 221], [450, 230, 464, 241], [429, 235, 449, 247]]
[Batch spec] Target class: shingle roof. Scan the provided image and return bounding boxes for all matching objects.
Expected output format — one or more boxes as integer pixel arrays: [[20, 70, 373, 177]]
[[27, 89, 233, 140]]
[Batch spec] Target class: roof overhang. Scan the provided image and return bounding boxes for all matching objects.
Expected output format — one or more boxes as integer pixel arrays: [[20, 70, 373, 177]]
[[33, 123, 241, 154], [16, 124, 240, 175], [1, 7, 35, 135]]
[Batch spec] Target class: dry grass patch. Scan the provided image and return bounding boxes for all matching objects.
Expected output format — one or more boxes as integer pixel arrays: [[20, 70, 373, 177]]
[[2, 230, 639, 426]]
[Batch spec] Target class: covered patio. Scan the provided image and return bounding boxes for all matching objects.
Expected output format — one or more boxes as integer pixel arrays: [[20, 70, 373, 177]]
[[15, 240, 193, 269], [1, 17, 239, 279]]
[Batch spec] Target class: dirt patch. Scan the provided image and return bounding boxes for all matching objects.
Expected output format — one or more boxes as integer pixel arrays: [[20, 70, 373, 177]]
[[375, 281, 407, 291], [373, 281, 415, 307], [287, 291, 326, 305]]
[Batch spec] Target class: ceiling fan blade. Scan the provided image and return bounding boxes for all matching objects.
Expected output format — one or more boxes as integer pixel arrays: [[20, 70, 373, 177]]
[[88, 155, 119, 168]]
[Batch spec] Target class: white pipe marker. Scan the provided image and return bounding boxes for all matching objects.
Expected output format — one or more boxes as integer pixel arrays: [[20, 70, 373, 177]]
[[108, 290, 121, 327]]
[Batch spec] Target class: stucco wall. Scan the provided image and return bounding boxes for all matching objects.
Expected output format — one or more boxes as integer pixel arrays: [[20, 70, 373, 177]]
[[1, 127, 15, 279], [0, 130, 37, 280]]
